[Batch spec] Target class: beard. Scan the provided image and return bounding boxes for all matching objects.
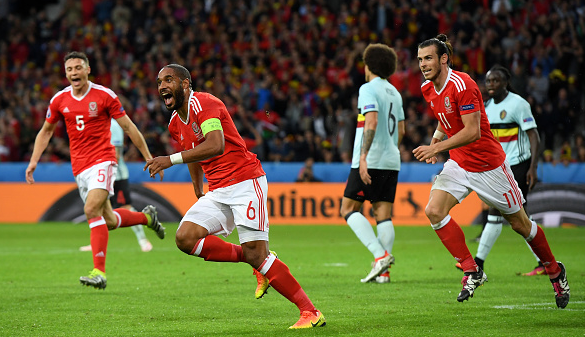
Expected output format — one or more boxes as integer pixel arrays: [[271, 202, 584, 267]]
[[165, 87, 186, 112], [427, 67, 441, 82]]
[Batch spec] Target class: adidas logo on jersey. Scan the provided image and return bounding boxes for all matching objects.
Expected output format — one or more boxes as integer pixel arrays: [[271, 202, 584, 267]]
[[63, 107, 70, 113], [430, 102, 434, 107]]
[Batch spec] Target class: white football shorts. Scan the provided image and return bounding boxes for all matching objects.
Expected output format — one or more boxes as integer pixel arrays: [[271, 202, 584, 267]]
[[432, 159, 525, 215], [179, 175, 269, 244], [74, 161, 117, 202]]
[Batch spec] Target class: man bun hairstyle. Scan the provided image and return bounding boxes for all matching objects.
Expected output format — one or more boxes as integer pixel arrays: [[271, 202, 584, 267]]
[[418, 33, 453, 66], [363, 43, 397, 79], [64, 51, 90, 67], [166, 63, 192, 89], [489, 64, 517, 94]]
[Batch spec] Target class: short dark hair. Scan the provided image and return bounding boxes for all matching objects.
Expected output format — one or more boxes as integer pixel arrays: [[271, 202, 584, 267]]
[[64, 51, 90, 67], [488, 64, 517, 94], [165, 64, 192, 89], [418, 34, 453, 66], [363, 43, 397, 79]]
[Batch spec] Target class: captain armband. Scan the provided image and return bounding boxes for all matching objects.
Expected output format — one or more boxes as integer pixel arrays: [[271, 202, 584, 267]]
[[201, 118, 223, 135]]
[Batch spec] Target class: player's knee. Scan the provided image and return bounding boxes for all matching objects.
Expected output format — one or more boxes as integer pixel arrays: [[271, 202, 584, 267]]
[[340, 201, 360, 219], [242, 242, 268, 269], [175, 230, 199, 254], [83, 204, 100, 219], [425, 204, 446, 224], [505, 212, 531, 236], [339, 206, 350, 218]]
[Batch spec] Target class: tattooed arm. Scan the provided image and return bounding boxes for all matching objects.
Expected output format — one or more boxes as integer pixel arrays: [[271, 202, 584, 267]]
[[359, 111, 378, 185]]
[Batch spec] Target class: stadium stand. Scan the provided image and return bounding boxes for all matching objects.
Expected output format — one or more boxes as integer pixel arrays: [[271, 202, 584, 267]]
[[0, 0, 584, 166]]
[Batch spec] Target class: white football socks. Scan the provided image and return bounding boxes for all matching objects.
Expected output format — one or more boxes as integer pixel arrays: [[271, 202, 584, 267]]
[[347, 212, 386, 259], [476, 215, 503, 260], [376, 220, 395, 255]]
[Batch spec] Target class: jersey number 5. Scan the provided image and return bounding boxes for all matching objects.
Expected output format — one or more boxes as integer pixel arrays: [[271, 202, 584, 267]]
[[76, 115, 85, 131]]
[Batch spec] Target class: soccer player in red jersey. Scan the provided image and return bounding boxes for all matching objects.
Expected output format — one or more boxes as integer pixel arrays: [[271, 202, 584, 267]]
[[145, 64, 325, 329], [413, 35, 569, 308], [25, 52, 166, 290]]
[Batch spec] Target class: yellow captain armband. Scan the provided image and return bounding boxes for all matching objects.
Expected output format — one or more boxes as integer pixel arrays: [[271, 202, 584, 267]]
[[201, 118, 223, 135]]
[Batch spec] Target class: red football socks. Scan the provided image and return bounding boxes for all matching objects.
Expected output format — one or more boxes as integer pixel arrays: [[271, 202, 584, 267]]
[[112, 208, 148, 228], [527, 226, 560, 278], [262, 257, 316, 314], [89, 216, 108, 273], [434, 217, 477, 272], [191, 236, 246, 263]]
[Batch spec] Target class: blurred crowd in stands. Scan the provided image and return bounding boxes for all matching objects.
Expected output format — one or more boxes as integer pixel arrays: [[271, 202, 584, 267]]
[[0, 0, 584, 167]]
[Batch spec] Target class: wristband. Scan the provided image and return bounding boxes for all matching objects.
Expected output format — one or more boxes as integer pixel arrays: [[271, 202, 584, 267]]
[[433, 130, 445, 140], [169, 152, 183, 165]]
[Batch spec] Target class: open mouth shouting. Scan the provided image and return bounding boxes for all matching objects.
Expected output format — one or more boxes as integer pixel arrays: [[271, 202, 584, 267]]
[[160, 91, 174, 108], [70, 77, 82, 86]]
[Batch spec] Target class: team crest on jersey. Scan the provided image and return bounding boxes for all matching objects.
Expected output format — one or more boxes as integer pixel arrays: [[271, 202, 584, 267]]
[[192, 122, 204, 140], [444, 96, 453, 114], [89, 102, 98, 117], [500, 110, 507, 120]]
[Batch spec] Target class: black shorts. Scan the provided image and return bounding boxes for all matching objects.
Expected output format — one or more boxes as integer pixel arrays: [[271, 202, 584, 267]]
[[343, 168, 399, 203], [511, 159, 531, 203], [110, 179, 132, 208]]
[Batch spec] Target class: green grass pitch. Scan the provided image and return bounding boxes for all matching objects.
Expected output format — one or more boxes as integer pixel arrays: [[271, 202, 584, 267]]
[[0, 223, 583, 336]]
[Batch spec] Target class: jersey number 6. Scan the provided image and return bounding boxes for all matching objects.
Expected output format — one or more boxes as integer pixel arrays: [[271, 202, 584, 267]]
[[247, 201, 256, 220]]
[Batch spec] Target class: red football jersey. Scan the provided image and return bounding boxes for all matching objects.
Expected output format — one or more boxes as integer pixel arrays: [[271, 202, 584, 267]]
[[421, 69, 505, 172], [168, 91, 265, 190], [46, 82, 126, 175]]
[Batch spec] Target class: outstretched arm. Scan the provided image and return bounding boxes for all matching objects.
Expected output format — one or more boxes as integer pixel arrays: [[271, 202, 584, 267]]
[[26, 121, 57, 184], [115, 115, 163, 181]]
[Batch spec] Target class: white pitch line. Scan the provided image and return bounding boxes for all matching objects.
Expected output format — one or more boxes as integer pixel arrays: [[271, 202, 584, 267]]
[[493, 301, 585, 311], [324, 263, 349, 267]]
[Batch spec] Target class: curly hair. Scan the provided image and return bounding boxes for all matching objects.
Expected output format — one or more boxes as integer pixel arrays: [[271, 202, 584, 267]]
[[363, 43, 397, 79]]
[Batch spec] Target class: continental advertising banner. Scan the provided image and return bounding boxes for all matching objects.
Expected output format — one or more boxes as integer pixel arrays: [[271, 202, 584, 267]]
[[0, 182, 482, 225]]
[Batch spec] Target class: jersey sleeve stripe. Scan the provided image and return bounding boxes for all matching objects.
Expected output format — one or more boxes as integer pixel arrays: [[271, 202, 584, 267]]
[[194, 96, 203, 111], [91, 83, 118, 99], [191, 95, 203, 113], [451, 73, 467, 91], [168, 112, 178, 127], [449, 77, 462, 92], [449, 74, 465, 92], [49, 87, 71, 103]]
